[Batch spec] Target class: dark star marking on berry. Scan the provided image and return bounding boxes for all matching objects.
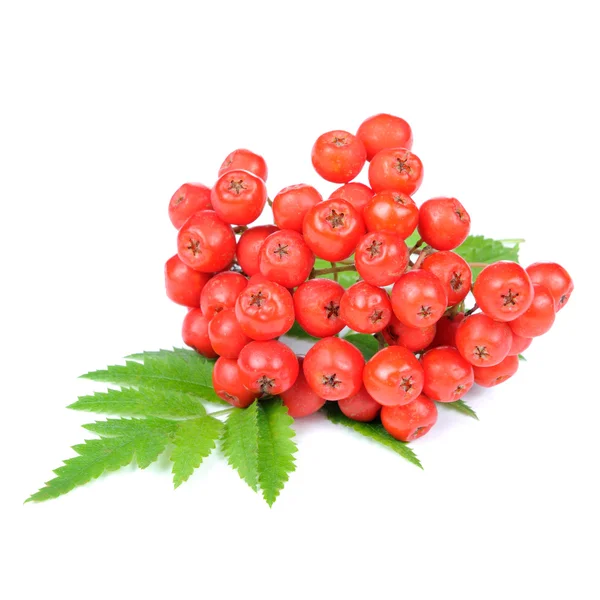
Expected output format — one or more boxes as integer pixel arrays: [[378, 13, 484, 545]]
[[501, 288, 519, 306], [326, 209, 345, 228], [229, 179, 247, 194], [474, 345, 490, 360], [394, 156, 411, 173], [324, 300, 340, 319], [450, 271, 463, 291], [223, 392, 239, 404], [367, 239, 382, 257], [454, 384, 465, 396], [174, 195, 185, 205], [495, 375, 507, 383], [399, 376, 413, 393], [257, 375, 275, 394], [322, 373, 342, 388], [454, 207, 466, 220], [412, 426, 426, 438], [369, 309, 384, 324], [273, 243, 289, 259], [418, 305, 432, 318], [392, 193, 406, 204], [560, 294, 567, 305], [249, 290, 266, 307], [187, 239, 201, 256], [332, 136, 347, 147]]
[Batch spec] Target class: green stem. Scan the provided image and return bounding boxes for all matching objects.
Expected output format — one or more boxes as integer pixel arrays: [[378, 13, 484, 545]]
[[331, 262, 339, 281], [311, 264, 357, 277]]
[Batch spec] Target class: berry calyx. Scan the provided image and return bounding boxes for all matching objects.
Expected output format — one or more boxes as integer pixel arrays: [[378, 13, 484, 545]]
[[311, 130, 367, 183], [380, 394, 437, 442]]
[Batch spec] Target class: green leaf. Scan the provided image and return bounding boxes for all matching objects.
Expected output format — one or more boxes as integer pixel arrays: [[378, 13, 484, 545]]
[[454, 235, 523, 279], [344, 333, 379, 361], [438, 399, 479, 420], [26, 417, 178, 502], [313, 258, 360, 288], [323, 403, 422, 469], [518, 354, 527, 361], [284, 321, 320, 341], [256, 398, 297, 507], [171, 416, 223, 488], [405, 229, 420, 248], [81, 348, 225, 405], [68, 387, 206, 419]]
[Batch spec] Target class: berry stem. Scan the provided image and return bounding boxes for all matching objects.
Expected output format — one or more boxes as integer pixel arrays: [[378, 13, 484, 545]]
[[331, 262, 339, 281], [310, 264, 357, 277], [374, 332, 386, 350], [412, 245, 435, 270], [409, 238, 424, 254], [267, 197, 273, 207], [464, 303, 479, 316]]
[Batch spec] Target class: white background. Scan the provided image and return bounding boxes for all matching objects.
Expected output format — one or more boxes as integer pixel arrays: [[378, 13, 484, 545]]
[[1, 1, 599, 598]]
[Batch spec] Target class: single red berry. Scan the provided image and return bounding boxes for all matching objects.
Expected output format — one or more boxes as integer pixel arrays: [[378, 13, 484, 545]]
[[165, 255, 211, 307], [182, 309, 217, 358], [218, 148, 268, 182], [302, 198, 365, 261], [247, 272, 270, 286], [311, 130, 367, 183], [421, 251, 472, 306], [368, 148, 423, 195], [177, 210, 236, 272], [421, 346, 474, 402], [272, 184, 322, 232], [211, 169, 267, 226], [354, 231, 409, 287], [455, 313, 513, 367], [429, 312, 464, 348], [417, 197, 471, 250], [339, 281, 392, 334], [508, 284, 555, 338], [507, 331, 532, 356], [473, 261, 534, 322], [303, 337, 365, 401], [293, 279, 345, 338], [168, 183, 212, 229], [280, 358, 326, 418], [363, 191, 419, 239], [526, 262, 574, 312], [338, 386, 381, 422], [382, 315, 436, 352], [381, 394, 437, 442], [473, 354, 519, 388], [391, 269, 448, 328], [208, 308, 251, 359], [238, 340, 299, 395], [363, 346, 424, 406], [258, 229, 315, 288], [236, 225, 278, 276], [200, 271, 248, 317], [212, 357, 258, 408], [356, 114, 413, 161], [235, 280, 295, 340], [328, 182, 374, 213]]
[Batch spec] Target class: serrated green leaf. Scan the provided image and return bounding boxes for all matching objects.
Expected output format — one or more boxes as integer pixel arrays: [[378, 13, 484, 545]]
[[171, 416, 223, 488], [454, 235, 523, 279], [68, 388, 206, 419], [344, 333, 379, 361], [314, 258, 360, 288], [324, 403, 422, 469], [256, 398, 297, 507], [81, 348, 225, 405], [284, 321, 320, 341], [27, 418, 177, 502], [221, 402, 260, 491], [438, 399, 479, 420], [518, 354, 527, 361]]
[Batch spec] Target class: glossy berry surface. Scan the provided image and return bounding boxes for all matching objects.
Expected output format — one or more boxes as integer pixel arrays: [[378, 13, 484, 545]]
[[421, 251, 472, 306], [421, 346, 474, 402], [338, 386, 381, 422], [272, 184, 322, 232], [311, 130, 367, 183], [354, 230, 409, 287], [473, 354, 519, 388], [165, 255, 211, 307], [293, 279, 345, 338], [181, 309, 217, 358], [508, 284, 555, 338], [168, 183, 212, 230], [507, 331, 532, 356], [526, 262, 574, 312], [200, 271, 248, 317], [212, 357, 257, 408], [382, 315, 436, 352], [329, 182, 374, 213], [339, 281, 392, 334], [363, 191, 419, 239], [455, 313, 513, 367], [380, 394, 437, 442], [208, 308, 250, 359], [211, 169, 267, 225], [280, 358, 326, 418], [218, 148, 268, 182], [356, 113, 413, 161], [368, 148, 424, 195], [418, 197, 471, 250], [236, 225, 278, 276]]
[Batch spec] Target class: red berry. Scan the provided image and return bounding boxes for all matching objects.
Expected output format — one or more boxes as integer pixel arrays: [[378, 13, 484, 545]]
[[200, 271, 248, 317], [430, 312, 464, 348], [473, 261, 534, 322], [421, 346, 474, 402], [218, 148, 268, 182], [338, 386, 381, 422], [363, 191, 419, 239], [208, 308, 251, 359], [293, 279, 345, 338], [421, 251, 472, 306], [311, 130, 367, 183], [303, 337, 365, 401], [473, 354, 519, 388], [339, 281, 392, 334], [356, 114, 413, 161], [236, 225, 278, 276], [177, 210, 236, 273], [181, 309, 217, 358], [391, 269, 447, 328], [235, 280, 295, 340], [368, 148, 423, 195], [272, 184, 322, 232], [211, 169, 267, 226], [380, 394, 437, 442], [212, 357, 257, 408], [168, 183, 212, 230], [280, 358, 326, 418], [526, 262, 574, 312], [417, 197, 471, 250], [508, 284, 555, 338], [238, 340, 299, 395], [354, 231, 409, 287], [164, 255, 211, 307], [329, 182, 374, 213], [363, 346, 424, 406], [302, 198, 365, 262], [382, 315, 436, 352], [507, 331, 532, 356], [455, 313, 513, 367], [258, 229, 315, 288]]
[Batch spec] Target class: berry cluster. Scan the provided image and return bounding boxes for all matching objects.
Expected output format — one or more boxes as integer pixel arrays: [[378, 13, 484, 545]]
[[164, 114, 574, 442]]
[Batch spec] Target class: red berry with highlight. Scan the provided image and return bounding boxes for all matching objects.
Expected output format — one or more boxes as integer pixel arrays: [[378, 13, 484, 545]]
[[181, 309, 217, 358], [391, 270, 448, 328], [508, 284, 555, 338], [272, 184, 322, 232], [168, 183, 212, 229], [339, 281, 392, 334], [421, 346, 474, 402], [293, 279, 345, 338], [455, 313, 513, 367], [421, 251, 472, 306], [211, 169, 267, 226], [218, 148, 268, 182], [212, 357, 257, 408], [354, 230, 409, 287], [473, 355, 519, 388], [418, 197, 471, 250], [236, 225, 278, 276], [200, 271, 248, 317], [281, 358, 326, 418], [311, 130, 367, 183], [381, 394, 437, 442], [526, 262, 574, 312], [338, 386, 381, 422], [382, 315, 436, 352], [356, 113, 413, 161], [208, 308, 251, 359], [363, 191, 419, 239], [165, 255, 211, 307], [329, 182, 374, 213], [368, 148, 423, 195]]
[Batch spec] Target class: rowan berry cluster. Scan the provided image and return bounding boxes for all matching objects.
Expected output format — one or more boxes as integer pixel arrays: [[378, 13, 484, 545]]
[[164, 114, 573, 442]]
